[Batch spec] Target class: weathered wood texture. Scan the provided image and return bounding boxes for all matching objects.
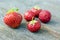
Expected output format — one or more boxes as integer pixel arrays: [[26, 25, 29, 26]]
[[0, 0, 60, 40]]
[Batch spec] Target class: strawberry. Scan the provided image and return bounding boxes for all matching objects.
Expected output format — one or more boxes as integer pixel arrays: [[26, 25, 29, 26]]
[[30, 6, 42, 17], [3, 8, 22, 28], [24, 10, 35, 21], [27, 20, 41, 32], [39, 10, 51, 23]]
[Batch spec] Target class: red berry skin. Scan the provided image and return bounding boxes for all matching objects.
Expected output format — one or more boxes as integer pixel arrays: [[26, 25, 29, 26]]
[[39, 10, 51, 23], [27, 20, 41, 32], [31, 8, 42, 17], [24, 11, 35, 21], [4, 12, 22, 28]]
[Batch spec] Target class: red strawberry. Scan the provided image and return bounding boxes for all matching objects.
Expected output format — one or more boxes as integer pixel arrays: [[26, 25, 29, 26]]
[[30, 6, 42, 17], [24, 10, 35, 21], [27, 20, 41, 32], [4, 8, 22, 28], [39, 10, 51, 23]]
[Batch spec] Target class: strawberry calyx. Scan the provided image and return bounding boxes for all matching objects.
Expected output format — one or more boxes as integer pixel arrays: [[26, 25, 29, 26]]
[[7, 8, 19, 14], [30, 20, 37, 25], [34, 6, 40, 10], [30, 17, 37, 25]]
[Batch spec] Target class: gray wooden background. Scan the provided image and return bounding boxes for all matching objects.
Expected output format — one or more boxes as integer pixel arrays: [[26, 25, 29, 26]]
[[0, 0, 60, 40]]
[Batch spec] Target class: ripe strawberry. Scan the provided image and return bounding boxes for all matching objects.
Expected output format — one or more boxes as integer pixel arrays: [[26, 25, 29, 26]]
[[27, 20, 41, 32], [3, 8, 22, 28], [39, 10, 51, 23], [30, 6, 42, 17], [24, 10, 35, 21]]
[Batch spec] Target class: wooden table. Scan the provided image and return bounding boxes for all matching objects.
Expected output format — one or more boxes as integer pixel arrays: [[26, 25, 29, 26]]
[[0, 0, 60, 40]]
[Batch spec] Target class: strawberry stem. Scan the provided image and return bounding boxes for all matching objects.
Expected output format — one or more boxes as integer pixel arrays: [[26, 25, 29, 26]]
[[30, 17, 37, 25], [30, 20, 37, 25], [32, 17, 34, 21]]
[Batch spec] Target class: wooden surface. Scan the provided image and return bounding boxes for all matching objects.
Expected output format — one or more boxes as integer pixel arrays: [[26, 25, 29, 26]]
[[0, 0, 60, 40]]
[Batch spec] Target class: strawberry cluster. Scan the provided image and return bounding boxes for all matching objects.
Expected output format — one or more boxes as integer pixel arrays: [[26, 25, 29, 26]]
[[24, 6, 51, 32]]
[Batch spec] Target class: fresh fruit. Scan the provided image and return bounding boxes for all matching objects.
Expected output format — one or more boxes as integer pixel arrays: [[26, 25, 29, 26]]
[[24, 10, 35, 21], [27, 20, 41, 32], [4, 8, 22, 28], [39, 10, 51, 23], [30, 6, 42, 17]]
